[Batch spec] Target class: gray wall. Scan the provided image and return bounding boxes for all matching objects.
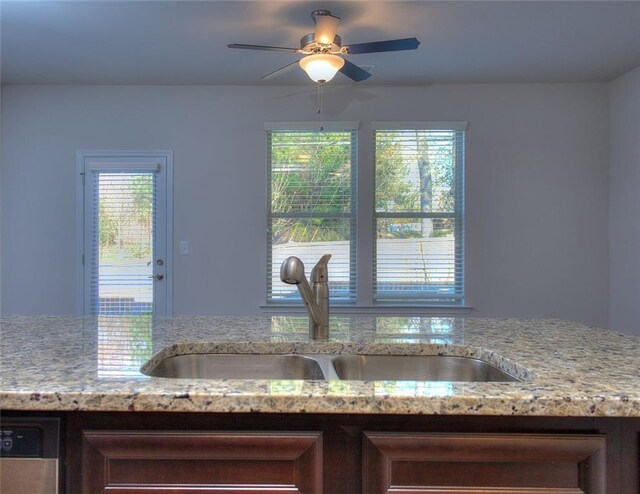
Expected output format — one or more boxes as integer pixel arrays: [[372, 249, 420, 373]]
[[0, 83, 610, 326], [609, 66, 640, 335]]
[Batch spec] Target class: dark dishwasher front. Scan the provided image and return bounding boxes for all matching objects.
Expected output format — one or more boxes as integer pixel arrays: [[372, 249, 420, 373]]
[[0, 416, 61, 494]]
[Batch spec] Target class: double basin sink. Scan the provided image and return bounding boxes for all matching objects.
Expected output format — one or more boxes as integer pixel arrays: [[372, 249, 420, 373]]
[[143, 353, 520, 382]]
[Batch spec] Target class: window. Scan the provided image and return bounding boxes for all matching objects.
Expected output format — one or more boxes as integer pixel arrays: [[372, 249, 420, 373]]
[[266, 124, 358, 304], [374, 125, 465, 305], [266, 122, 465, 308]]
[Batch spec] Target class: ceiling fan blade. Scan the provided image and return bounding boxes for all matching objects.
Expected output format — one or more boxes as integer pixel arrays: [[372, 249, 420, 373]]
[[339, 60, 372, 82], [227, 43, 300, 53], [261, 60, 300, 80], [345, 37, 420, 55]]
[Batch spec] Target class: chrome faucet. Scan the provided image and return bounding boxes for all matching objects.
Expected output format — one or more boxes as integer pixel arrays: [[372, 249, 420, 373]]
[[280, 254, 331, 341]]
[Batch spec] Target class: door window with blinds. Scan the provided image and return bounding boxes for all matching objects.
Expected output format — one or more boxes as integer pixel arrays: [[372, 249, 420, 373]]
[[266, 124, 357, 303], [373, 124, 465, 305], [77, 152, 172, 316]]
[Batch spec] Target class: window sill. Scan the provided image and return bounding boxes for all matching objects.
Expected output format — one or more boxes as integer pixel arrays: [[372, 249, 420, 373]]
[[259, 304, 473, 315]]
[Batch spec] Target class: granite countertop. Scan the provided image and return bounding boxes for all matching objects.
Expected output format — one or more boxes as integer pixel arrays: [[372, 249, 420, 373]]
[[1, 315, 639, 416]]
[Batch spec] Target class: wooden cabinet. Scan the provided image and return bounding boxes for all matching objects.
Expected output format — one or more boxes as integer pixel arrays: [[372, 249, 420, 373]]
[[80, 429, 608, 494], [60, 412, 638, 494], [363, 432, 607, 493], [81, 431, 322, 494]]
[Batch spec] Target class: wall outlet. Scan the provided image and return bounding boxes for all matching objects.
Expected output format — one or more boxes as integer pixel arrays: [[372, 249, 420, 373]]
[[179, 240, 189, 255]]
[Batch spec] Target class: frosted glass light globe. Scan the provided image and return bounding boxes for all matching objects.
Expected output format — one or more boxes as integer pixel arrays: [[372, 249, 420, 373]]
[[299, 54, 345, 83]]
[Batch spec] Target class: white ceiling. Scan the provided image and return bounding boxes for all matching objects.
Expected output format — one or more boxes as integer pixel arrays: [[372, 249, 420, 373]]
[[2, 1, 640, 85]]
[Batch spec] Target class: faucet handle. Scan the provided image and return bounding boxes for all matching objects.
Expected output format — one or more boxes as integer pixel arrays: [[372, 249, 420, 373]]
[[310, 253, 332, 283]]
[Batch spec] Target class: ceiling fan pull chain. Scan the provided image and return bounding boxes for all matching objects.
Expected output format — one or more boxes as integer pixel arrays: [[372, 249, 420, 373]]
[[317, 82, 326, 131]]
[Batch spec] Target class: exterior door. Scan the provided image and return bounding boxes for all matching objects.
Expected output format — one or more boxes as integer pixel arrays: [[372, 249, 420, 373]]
[[77, 151, 172, 316]]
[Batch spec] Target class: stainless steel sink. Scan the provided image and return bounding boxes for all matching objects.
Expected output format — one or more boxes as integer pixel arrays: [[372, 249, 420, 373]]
[[144, 354, 326, 380], [143, 353, 520, 382], [331, 355, 519, 382]]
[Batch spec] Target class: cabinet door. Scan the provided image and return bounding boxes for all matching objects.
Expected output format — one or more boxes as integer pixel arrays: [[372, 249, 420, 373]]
[[82, 431, 322, 494], [363, 432, 606, 494]]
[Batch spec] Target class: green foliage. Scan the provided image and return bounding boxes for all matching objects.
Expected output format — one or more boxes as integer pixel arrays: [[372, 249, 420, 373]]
[[131, 175, 153, 226], [270, 130, 457, 243], [376, 131, 457, 238], [375, 136, 417, 212], [272, 132, 350, 213], [98, 202, 119, 247], [271, 131, 351, 243], [97, 173, 154, 261]]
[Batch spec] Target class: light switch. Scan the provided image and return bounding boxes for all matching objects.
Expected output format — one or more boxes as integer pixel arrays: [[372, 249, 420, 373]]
[[179, 240, 190, 255]]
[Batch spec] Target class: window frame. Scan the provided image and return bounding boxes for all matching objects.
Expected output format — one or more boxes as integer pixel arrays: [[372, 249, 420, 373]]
[[265, 122, 359, 305], [264, 121, 467, 310], [372, 123, 466, 307]]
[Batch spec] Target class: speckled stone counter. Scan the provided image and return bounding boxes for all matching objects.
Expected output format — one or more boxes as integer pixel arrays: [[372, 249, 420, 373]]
[[1, 315, 639, 416]]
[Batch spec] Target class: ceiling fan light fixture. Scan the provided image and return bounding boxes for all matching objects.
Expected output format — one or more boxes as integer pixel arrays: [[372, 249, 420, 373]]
[[299, 53, 345, 83]]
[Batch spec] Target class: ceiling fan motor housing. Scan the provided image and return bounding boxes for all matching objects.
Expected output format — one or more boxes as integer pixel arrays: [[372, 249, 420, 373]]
[[311, 9, 336, 19], [299, 33, 342, 53], [307, 9, 342, 50]]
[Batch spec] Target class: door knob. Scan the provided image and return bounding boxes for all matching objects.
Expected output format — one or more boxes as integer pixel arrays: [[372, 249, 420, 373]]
[[148, 274, 164, 281]]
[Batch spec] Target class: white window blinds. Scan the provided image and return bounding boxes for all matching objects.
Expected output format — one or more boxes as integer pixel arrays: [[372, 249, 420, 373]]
[[88, 168, 157, 315], [267, 128, 357, 303], [373, 127, 465, 305]]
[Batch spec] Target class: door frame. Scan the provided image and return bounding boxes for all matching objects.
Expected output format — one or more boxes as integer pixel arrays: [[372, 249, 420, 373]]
[[75, 150, 173, 316]]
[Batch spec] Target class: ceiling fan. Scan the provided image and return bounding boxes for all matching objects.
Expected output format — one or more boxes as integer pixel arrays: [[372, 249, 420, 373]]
[[228, 9, 420, 84]]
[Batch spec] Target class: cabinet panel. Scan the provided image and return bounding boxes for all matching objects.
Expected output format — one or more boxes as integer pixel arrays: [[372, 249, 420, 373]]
[[363, 432, 606, 494], [620, 420, 640, 494], [82, 430, 322, 494]]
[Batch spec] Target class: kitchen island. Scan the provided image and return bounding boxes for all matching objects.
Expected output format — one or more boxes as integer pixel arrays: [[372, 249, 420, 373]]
[[1, 315, 639, 492]]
